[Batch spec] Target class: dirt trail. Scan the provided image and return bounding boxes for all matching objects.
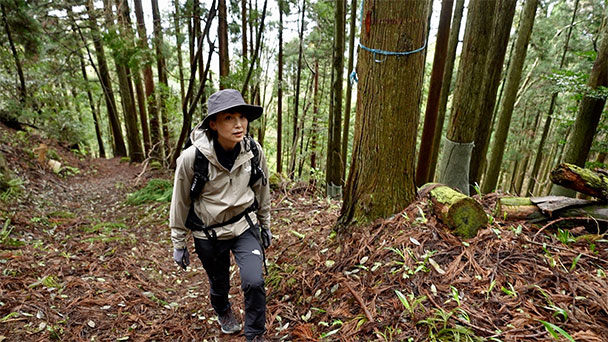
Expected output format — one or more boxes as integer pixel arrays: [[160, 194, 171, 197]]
[[0, 157, 255, 342]]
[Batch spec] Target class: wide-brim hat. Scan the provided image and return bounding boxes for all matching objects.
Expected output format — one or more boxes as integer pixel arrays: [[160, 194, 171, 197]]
[[201, 89, 263, 129]]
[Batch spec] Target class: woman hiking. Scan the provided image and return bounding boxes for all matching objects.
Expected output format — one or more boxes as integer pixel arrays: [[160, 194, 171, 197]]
[[169, 89, 271, 342]]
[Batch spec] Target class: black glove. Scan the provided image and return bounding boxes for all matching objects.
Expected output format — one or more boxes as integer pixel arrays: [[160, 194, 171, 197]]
[[173, 248, 190, 270], [261, 227, 272, 249]]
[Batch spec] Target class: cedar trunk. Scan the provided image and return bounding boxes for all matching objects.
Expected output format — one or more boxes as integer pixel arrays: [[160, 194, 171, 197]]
[[429, 0, 465, 180], [327, 0, 345, 193], [469, 0, 517, 188], [341, 0, 357, 181], [134, 0, 161, 160], [277, 0, 283, 174], [415, 0, 453, 187], [218, 0, 229, 89], [86, 0, 126, 157], [482, 0, 539, 194], [152, 0, 171, 159], [339, 0, 428, 226], [289, 0, 306, 177], [437, 0, 496, 195]]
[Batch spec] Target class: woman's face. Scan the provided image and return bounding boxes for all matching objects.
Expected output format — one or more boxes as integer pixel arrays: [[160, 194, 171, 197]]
[[209, 111, 248, 150]]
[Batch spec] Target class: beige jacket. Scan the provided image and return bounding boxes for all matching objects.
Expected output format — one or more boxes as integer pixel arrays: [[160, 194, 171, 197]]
[[169, 127, 270, 250]]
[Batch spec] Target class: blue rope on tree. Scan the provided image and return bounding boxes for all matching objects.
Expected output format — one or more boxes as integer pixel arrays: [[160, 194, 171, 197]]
[[357, 0, 428, 63]]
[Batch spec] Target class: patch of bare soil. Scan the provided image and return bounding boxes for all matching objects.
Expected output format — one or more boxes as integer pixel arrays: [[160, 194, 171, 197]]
[[0, 125, 607, 342]]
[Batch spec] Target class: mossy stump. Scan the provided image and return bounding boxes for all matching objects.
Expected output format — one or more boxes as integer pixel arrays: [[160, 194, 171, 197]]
[[420, 183, 487, 239]]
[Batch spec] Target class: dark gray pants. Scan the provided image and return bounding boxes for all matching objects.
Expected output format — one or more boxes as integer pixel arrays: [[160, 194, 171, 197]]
[[194, 228, 266, 339]]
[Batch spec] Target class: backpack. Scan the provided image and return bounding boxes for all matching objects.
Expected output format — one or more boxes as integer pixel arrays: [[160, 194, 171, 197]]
[[184, 134, 267, 239]]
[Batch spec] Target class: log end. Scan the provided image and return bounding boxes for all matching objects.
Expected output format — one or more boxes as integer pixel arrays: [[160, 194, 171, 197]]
[[448, 199, 488, 239]]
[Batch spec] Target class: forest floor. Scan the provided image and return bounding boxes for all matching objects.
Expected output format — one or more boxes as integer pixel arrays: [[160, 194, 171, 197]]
[[0, 124, 607, 342]]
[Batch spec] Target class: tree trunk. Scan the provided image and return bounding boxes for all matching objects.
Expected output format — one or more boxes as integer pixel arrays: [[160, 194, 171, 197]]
[[327, 0, 345, 194], [85, 0, 127, 157], [1, 3, 26, 104], [76, 39, 105, 159], [241, 0, 267, 95], [289, 0, 306, 178], [341, 0, 357, 181], [419, 183, 488, 239], [550, 163, 608, 201], [416, 0, 454, 187], [310, 60, 319, 185], [174, 0, 186, 104], [152, 0, 171, 160], [429, 0, 465, 181], [241, 0, 248, 68], [218, 0, 229, 89], [437, 0, 497, 195], [277, 0, 283, 174], [109, 0, 144, 163], [134, 0, 161, 160], [339, 0, 428, 226], [482, 0, 539, 194], [551, 16, 608, 196], [468, 0, 517, 189]]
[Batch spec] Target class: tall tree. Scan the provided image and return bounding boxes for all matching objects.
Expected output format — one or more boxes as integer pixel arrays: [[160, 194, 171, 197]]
[[218, 0, 229, 89], [106, 0, 144, 162], [429, 0, 465, 180], [241, 0, 268, 94], [339, 1, 428, 225], [151, 0, 171, 159], [174, 0, 186, 104], [134, 0, 162, 159], [327, 0, 345, 194], [289, 0, 306, 177], [1, 3, 26, 104], [341, 0, 356, 181], [483, 0, 539, 194], [526, 0, 579, 196], [468, 0, 517, 188], [415, 0, 454, 187], [241, 0, 248, 67], [276, 0, 284, 174], [85, 0, 127, 157], [551, 15, 608, 196], [437, 0, 497, 195]]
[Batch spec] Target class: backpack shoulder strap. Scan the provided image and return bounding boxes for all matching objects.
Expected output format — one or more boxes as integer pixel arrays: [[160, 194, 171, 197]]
[[190, 148, 209, 200], [247, 136, 267, 187]]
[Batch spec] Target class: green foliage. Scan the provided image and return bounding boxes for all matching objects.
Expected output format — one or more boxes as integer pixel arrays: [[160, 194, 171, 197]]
[[126, 179, 172, 205], [539, 320, 575, 342]]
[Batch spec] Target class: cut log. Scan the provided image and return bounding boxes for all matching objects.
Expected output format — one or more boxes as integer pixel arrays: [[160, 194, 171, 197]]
[[550, 163, 608, 201], [495, 197, 545, 221], [419, 183, 487, 239]]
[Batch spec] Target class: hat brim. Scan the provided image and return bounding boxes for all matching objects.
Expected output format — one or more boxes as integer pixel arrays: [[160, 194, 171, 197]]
[[201, 104, 263, 129]]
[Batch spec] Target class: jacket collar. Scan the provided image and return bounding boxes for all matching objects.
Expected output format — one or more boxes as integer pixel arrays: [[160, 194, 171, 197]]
[[192, 129, 253, 172]]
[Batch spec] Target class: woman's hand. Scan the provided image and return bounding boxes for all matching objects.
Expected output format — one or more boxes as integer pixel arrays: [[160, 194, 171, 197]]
[[173, 248, 190, 270]]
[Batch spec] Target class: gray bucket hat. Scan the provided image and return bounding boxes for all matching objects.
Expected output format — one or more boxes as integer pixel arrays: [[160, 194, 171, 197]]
[[201, 89, 263, 129]]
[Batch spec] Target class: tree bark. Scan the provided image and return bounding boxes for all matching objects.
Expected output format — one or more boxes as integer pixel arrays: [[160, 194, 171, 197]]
[[339, 0, 428, 226], [277, 0, 283, 174], [437, 0, 497, 195], [429, 0, 465, 181], [85, 0, 127, 157], [341, 0, 357, 181], [289, 0, 306, 178], [242, 0, 248, 67], [174, 0, 186, 105], [1, 3, 26, 104], [218, 0, 229, 89], [468, 0, 517, 189], [327, 0, 345, 194], [419, 183, 487, 239], [109, 0, 144, 163], [310, 60, 319, 185], [134, 0, 162, 160], [76, 39, 106, 159], [483, 0, 539, 194], [152, 0, 171, 160], [551, 15, 608, 196], [241, 0, 267, 94], [416, 0, 454, 187]]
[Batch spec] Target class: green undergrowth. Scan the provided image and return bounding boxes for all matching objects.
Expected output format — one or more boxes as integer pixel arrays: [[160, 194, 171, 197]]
[[126, 179, 172, 205]]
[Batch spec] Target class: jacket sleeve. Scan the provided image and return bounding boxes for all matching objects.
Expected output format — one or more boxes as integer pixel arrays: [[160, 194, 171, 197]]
[[252, 142, 271, 230], [169, 148, 195, 250]]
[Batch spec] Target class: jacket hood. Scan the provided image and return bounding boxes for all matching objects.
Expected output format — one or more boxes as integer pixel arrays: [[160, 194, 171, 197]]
[[190, 121, 254, 171]]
